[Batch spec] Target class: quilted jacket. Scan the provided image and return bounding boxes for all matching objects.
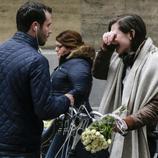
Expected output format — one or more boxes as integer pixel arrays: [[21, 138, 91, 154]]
[[0, 32, 70, 153], [51, 47, 95, 112]]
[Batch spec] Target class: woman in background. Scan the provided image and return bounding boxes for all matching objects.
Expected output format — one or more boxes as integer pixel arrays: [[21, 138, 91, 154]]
[[45, 30, 109, 158]]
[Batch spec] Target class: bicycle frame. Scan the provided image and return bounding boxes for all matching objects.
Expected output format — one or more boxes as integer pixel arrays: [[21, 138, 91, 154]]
[[41, 105, 103, 158]]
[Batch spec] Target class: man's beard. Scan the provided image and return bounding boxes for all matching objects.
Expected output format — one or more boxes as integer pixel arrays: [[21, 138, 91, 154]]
[[38, 38, 46, 46], [37, 32, 46, 46]]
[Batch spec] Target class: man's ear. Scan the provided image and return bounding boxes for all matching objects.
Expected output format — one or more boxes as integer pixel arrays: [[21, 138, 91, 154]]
[[34, 26, 38, 32], [32, 21, 39, 32]]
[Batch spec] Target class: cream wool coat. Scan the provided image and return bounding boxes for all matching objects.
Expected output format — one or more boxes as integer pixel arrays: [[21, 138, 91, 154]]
[[99, 38, 158, 158]]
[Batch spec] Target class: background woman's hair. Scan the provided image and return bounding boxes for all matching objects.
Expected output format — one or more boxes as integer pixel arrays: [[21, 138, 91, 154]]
[[56, 30, 95, 60], [108, 14, 147, 51], [56, 30, 84, 49]]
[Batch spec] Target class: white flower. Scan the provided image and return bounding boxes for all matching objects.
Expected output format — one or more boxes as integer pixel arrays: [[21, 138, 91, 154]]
[[91, 129, 97, 134], [107, 139, 112, 145], [85, 145, 91, 151], [91, 149, 97, 154], [99, 134, 104, 140], [82, 140, 89, 146], [102, 141, 108, 149], [95, 131, 101, 136]]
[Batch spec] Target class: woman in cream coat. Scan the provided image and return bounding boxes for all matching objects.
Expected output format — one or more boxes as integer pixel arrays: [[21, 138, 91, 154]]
[[93, 14, 158, 158]]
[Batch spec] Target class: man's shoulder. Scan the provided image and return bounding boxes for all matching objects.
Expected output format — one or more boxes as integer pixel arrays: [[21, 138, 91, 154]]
[[1, 38, 47, 65]]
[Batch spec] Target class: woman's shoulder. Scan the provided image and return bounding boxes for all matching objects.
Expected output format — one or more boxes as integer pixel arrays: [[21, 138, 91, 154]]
[[66, 57, 91, 66], [147, 43, 158, 62], [61, 58, 91, 74]]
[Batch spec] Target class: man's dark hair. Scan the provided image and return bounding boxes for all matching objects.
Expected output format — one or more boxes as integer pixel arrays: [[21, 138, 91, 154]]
[[108, 14, 146, 52], [16, 1, 52, 32]]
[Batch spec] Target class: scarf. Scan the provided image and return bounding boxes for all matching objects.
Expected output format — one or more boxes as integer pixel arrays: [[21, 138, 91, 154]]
[[99, 38, 158, 158]]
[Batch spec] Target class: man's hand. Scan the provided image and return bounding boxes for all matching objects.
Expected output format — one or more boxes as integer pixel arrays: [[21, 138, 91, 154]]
[[65, 94, 74, 106]]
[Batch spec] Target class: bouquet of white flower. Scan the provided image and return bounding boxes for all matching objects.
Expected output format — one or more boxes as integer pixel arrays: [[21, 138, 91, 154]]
[[81, 105, 127, 153], [81, 114, 115, 153]]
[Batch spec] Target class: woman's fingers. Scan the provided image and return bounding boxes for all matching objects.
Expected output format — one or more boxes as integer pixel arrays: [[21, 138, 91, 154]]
[[103, 31, 117, 45]]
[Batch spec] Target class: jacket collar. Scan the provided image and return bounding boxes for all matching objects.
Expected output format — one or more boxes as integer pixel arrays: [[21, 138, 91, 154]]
[[67, 47, 95, 60], [13, 31, 38, 50], [59, 47, 95, 66]]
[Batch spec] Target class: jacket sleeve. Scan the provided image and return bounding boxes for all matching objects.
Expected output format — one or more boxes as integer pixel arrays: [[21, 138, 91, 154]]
[[124, 94, 158, 130], [67, 60, 92, 101], [92, 48, 113, 80], [30, 55, 70, 120]]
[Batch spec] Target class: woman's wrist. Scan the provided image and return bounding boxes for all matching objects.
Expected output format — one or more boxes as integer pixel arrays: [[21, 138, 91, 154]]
[[123, 115, 136, 130]]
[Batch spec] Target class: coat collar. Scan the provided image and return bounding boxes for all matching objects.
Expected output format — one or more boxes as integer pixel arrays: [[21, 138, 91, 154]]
[[66, 46, 95, 61], [13, 31, 38, 50], [59, 46, 95, 66]]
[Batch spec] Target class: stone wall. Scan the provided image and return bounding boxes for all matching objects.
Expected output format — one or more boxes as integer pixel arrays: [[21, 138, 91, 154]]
[[0, 0, 81, 47], [1, 0, 158, 48], [81, 0, 158, 48]]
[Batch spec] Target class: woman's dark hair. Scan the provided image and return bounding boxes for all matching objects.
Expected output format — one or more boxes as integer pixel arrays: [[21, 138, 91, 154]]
[[108, 14, 146, 51], [16, 1, 52, 32], [56, 30, 84, 49]]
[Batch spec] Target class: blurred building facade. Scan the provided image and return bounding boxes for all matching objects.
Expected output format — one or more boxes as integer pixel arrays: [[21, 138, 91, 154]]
[[1, 0, 158, 48]]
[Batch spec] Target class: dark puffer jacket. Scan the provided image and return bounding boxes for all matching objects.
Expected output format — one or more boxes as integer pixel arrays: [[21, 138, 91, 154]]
[[0, 32, 70, 153], [51, 47, 95, 112]]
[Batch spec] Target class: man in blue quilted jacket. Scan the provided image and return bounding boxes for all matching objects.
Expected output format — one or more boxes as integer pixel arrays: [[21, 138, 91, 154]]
[[0, 1, 74, 158]]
